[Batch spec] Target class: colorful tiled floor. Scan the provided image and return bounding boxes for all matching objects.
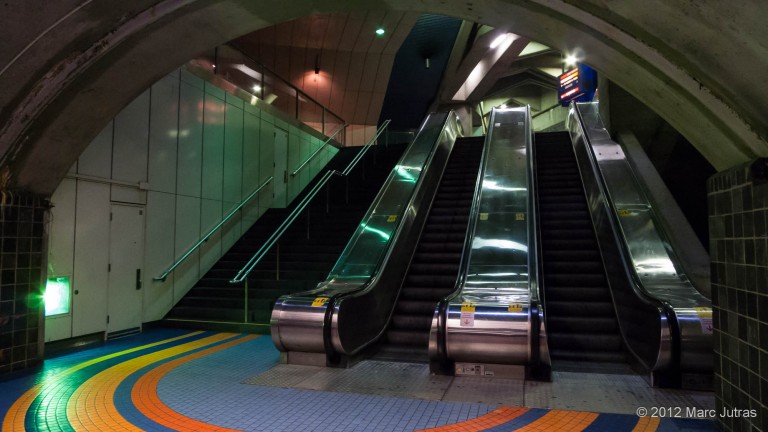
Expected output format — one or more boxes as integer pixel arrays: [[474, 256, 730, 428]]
[[0, 329, 718, 431]]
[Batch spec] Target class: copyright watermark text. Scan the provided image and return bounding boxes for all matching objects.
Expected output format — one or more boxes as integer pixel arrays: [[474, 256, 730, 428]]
[[636, 406, 757, 419]]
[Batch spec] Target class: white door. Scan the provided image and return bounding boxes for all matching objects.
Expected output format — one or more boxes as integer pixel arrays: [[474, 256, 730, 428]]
[[273, 127, 288, 208], [107, 204, 145, 335]]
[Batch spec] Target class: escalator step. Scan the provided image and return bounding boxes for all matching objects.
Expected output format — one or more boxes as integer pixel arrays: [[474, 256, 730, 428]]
[[412, 252, 462, 263], [387, 329, 429, 346], [396, 300, 438, 315], [543, 261, 604, 274], [545, 300, 614, 317], [391, 314, 432, 330], [545, 273, 607, 286], [549, 348, 626, 363], [405, 274, 460, 287], [548, 332, 623, 351], [547, 316, 619, 333], [408, 263, 461, 275], [540, 286, 611, 301]]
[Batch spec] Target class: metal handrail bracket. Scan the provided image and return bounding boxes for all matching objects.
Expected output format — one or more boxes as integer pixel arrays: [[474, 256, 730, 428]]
[[230, 120, 391, 284], [154, 176, 273, 282]]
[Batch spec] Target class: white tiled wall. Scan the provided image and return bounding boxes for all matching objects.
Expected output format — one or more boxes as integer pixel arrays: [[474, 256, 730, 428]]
[[45, 68, 338, 341]]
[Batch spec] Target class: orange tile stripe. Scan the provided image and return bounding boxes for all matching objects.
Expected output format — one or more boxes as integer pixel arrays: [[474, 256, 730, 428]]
[[66, 333, 240, 431], [132, 334, 259, 431], [632, 416, 661, 432], [1, 331, 203, 432], [417, 406, 530, 431]]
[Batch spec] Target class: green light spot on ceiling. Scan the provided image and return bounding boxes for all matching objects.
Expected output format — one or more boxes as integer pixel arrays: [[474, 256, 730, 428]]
[[375, 27, 385, 36]]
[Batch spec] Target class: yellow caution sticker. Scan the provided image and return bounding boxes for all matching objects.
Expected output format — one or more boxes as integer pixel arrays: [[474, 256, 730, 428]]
[[618, 209, 631, 217], [479, 213, 489, 221], [460, 302, 475, 327], [387, 215, 398, 222], [311, 297, 330, 307], [515, 212, 525, 221], [508, 303, 523, 313], [693, 306, 713, 334]]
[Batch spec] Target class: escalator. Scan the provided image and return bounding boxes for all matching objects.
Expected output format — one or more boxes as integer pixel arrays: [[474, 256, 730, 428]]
[[379, 136, 484, 362], [535, 131, 625, 365]]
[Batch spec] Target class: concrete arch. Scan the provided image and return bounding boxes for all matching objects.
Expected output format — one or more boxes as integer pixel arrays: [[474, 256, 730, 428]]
[[1, 0, 766, 195]]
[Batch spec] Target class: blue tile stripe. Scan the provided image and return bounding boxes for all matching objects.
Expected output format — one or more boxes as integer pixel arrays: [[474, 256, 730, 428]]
[[582, 413, 640, 432], [481, 408, 549, 431]]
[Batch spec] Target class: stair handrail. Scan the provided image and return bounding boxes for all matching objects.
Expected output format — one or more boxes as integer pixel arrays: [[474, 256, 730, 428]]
[[154, 176, 273, 282], [230, 120, 391, 284], [291, 123, 349, 177]]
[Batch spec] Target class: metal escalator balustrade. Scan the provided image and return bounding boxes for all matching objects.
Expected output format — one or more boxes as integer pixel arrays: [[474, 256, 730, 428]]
[[430, 107, 548, 378], [380, 137, 484, 361], [567, 102, 712, 387], [535, 131, 625, 364]]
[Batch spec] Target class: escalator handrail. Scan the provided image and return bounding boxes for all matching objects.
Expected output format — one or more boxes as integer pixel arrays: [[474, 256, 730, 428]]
[[569, 103, 673, 371]]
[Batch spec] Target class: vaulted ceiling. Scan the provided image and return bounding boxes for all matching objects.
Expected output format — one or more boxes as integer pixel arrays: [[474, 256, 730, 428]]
[[232, 12, 419, 127]]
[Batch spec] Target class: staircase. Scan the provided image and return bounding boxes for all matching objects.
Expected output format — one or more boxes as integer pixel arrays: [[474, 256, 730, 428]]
[[377, 136, 484, 362], [164, 143, 407, 330], [535, 131, 625, 365]]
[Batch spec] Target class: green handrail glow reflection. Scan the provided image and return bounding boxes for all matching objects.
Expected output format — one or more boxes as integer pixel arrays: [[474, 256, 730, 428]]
[[360, 222, 392, 241]]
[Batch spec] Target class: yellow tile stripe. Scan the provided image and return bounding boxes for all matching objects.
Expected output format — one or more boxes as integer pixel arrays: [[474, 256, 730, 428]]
[[1, 331, 203, 432], [632, 416, 661, 431], [513, 410, 599, 431], [66, 332, 240, 431]]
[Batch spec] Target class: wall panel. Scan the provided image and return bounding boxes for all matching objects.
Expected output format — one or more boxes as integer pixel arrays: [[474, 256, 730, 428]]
[[199, 198, 223, 275], [112, 91, 150, 183], [144, 191, 176, 321], [173, 195, 200, 303], [72, 181, 110, 337], [78, 121, 113, 178], [148, 75, 180, 194], [224, 102, 244, 205], [201, 92, 225, 201], [45, 178, 77, 342], [177, 81, 204, 198], [243, 111, 262, 197]]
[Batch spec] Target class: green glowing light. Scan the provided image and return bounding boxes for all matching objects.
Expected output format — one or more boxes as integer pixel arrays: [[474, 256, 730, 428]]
[[375, 27, 385, 36], [361, 223, 391, 241], [396, 166, 416, 183], [44, 277, 71, 316]]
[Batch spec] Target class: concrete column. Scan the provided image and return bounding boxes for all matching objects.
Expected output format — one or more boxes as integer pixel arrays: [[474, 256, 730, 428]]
[[0, 190, 48, 375], [707, 158, 768, 431]]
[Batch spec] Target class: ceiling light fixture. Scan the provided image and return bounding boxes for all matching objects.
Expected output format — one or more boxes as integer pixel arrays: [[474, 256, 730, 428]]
[[564, 54, 579, 67], [375, 27, 385, 36]]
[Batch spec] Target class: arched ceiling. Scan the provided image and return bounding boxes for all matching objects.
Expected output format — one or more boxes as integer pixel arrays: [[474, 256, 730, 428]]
[[1, 0, 766, 195]]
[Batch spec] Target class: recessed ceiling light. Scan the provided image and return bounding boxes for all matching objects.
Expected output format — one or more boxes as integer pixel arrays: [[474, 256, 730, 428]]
[[375, 27, 385, 36]]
